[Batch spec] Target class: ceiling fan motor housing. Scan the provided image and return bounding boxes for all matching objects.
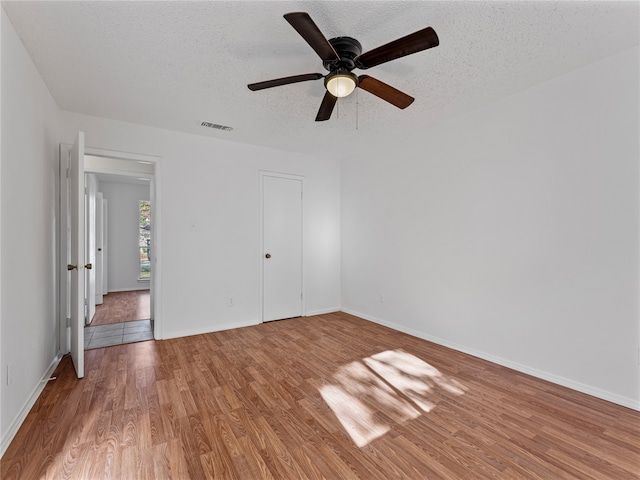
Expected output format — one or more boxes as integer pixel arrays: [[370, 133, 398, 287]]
[[323, 36, 362, 71]]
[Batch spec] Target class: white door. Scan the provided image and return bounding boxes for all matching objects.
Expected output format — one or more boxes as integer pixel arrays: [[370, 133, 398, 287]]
[[95, 192, 104, 305], [263, 174, 303, 322], [69, 132, 85, 378], [85, 176, 96, 323], [102, 199, 108, 295]]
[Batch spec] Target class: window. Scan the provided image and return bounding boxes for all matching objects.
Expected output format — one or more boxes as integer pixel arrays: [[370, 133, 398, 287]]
[[139, 200, 151, 279]]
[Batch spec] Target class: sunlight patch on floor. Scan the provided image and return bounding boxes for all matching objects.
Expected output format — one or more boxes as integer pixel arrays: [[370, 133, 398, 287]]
[[319, 349, 466, 447]]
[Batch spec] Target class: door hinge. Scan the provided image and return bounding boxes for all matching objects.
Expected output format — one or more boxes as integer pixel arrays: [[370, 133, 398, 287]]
[[301, 292, 303, 300], [84, 187, 88, 194], [66, 168, 70, 179], [66, 317, 71, 328]]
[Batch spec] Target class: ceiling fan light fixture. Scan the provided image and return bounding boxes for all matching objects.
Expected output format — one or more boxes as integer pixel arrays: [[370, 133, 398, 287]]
[[325, 71, 358, 98]]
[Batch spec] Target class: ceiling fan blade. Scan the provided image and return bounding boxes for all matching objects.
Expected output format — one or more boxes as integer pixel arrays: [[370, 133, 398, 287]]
[[315, 91, 337, 121], [355, 27, 439, 69], [284, 12, 340, 62], [248, 73, 324, 91], [358, 75, 414, 109]]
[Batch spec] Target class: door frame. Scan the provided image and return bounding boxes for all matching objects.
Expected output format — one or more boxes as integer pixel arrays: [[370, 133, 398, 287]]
[[95, 191, 104, 306], [85, 175, 96, 324], [59, 144, 163, 357], [259, 170, 305, 322]]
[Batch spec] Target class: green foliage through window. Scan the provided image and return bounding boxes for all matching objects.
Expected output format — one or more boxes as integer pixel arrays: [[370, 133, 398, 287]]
[[139, 200, 151, 279]]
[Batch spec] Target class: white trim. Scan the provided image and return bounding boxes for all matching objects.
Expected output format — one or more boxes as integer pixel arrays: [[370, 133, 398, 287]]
[[84, 146, 162, 341], [0, 16, 2, 453], [85, 155, 154, 178], [260, 170, 306, 182], [0, 355, 62, 457], [107, 287, 150, 293], [58, 144, 163, 347], [58, 144, 71, 355], [342, 308, 640, 412], [305, 308, 341, 317], [84, 147, 159, 164], [149, 162, 161, 338], [162, 319, 260, 340]]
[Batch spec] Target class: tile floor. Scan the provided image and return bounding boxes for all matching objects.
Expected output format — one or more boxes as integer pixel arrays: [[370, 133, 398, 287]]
[[85, 319, 153, 350]]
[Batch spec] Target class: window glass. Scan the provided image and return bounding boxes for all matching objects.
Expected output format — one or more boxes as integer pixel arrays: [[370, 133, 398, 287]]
[[139, 200, 151, 279]]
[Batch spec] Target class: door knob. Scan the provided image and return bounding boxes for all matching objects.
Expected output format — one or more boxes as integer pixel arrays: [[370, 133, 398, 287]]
[[265, 253, 271, 259], [85, 263, 92, 270], [67, 264, 77, 271]]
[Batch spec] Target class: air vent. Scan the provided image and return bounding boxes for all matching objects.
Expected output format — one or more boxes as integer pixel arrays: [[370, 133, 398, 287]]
[[201, 121, 233, 132]]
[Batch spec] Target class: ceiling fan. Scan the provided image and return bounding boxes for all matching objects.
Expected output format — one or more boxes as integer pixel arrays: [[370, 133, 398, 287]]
[[247, 12, 439, 121]]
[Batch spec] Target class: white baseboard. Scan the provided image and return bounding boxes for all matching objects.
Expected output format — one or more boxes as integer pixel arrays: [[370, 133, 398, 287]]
[[161, 319, 260, 340], [162, 311, 342, 340], [342, 308, 640, 412], [107, 287, 150, 293], [1, 355, 63, 458], [305, 307, 341, 317]]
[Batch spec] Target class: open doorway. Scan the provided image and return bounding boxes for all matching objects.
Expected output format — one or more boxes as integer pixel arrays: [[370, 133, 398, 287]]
[[59, 141, 161, 374], [84, 172, 154, 349]]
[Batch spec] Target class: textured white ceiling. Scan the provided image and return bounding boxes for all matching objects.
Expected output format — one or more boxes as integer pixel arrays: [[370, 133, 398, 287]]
[[3, 1, 638, 159]]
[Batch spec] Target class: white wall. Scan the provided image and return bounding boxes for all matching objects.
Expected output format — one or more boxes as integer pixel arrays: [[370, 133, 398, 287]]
[[98, 180, 151, 292], [2, 4, 635, 463], [0, 9, 61, 452], [59, 113, 342, 340], [0, 2, 341, 448], [342, 46, 640, 409], [85, 173, 98, 322]]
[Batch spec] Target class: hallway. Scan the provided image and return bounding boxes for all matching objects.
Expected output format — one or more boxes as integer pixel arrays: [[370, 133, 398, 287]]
[[85, 290, 152, 349], [84, 319, 153, 350], [90, 290, 150, 325]]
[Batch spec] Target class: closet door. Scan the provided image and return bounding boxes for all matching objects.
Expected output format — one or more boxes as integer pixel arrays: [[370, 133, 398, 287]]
[[262, 174, 303, 322]]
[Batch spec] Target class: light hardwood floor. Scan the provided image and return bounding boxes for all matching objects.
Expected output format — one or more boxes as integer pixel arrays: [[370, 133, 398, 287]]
[[1, 312, 638, 479], [91, 290, 150, 326]]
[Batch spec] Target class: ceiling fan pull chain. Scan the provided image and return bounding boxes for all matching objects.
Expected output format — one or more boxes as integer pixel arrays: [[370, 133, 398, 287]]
[[356, 87, 359, 130]]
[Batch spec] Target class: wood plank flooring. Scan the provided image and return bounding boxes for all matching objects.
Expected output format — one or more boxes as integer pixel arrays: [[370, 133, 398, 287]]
[[91, 290, 150, 326], [2, 312, 638, 479]]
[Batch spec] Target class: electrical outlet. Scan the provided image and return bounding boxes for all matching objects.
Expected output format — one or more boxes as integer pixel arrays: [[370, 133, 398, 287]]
[[227, 297, 235, 307], [379, 294, 385, 303]]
